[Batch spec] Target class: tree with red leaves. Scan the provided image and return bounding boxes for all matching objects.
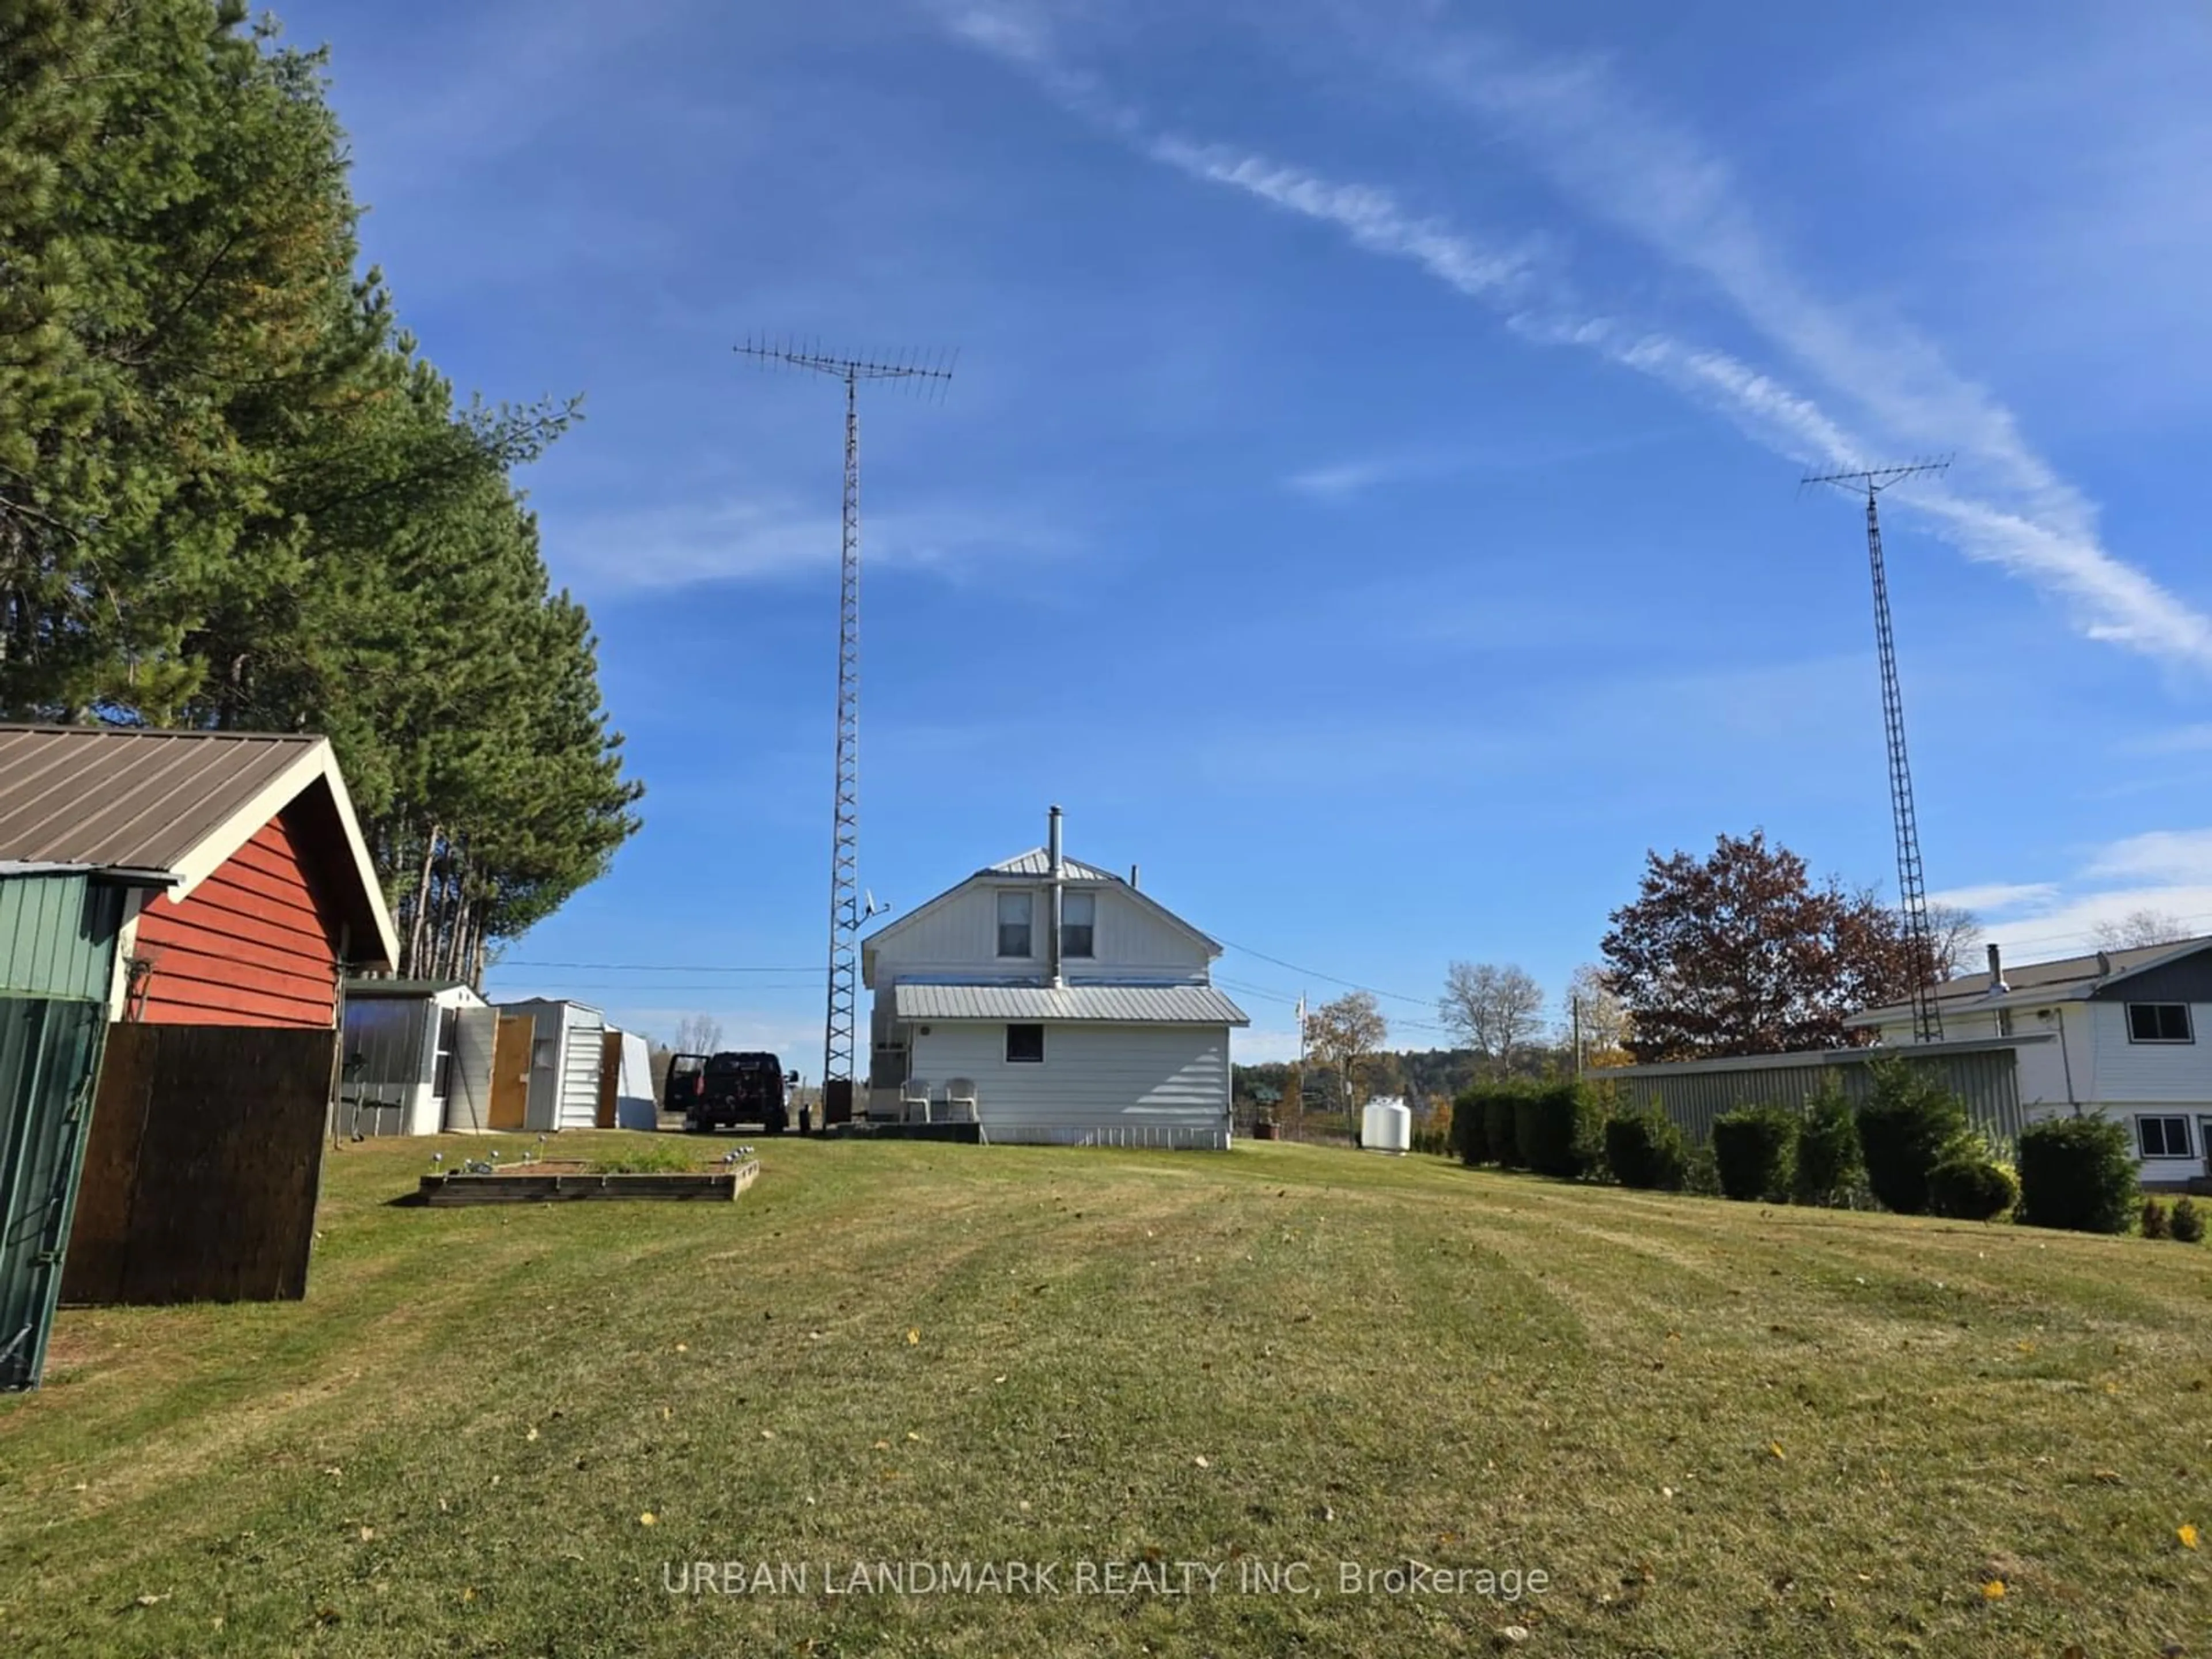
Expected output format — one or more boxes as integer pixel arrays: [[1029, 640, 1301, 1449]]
[[1600, 831, 1927, 1063]]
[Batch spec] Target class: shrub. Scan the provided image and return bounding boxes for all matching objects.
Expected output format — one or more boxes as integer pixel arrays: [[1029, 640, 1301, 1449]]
[[1927, 1154, 2019, 1221], [2016, 1115, 2139, 1234], [1604, 1109, 1688, 1191], [2139, 1195, 2171, 1240], [1791, 1083, 1862, 1207], [1711, 1106, 1798, 1202], [2171, 1196, 2206, 1244], [1482, 1089, 1522, 1169], [1515, 1082, 1602, 1179], [1450, 1086, 1490, 1166], [1854, 1059, 1969, 1215], [1684, 1143, 1721, 1198]]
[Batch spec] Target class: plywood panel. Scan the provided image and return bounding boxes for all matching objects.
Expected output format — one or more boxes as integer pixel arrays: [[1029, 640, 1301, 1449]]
[[61, 1023, 334, 1305], [488, 1015, 532, 1131]]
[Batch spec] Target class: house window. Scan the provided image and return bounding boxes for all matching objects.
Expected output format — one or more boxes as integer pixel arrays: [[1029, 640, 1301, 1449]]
[[2137, 1115, 2193, 1158], [1062, 890, 1096, 959], [1006, 1023, 1045, 1063], [997, 890, 1033, 958], [2126, 1003, 2194, 1043]]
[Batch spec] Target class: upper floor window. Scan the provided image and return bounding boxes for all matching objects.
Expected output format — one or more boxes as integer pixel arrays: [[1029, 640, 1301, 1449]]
[[2137, 1115, 2192, 1158], [997, 889, 1033, 958], [2126, 1003, 2193, 1043], [1062, 890, 1096, 959]]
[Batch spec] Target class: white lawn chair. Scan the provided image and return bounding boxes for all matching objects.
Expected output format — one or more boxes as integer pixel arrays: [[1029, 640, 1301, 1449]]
[[899, 1077, 934, 1124], [943, 1077, 978, 1123]]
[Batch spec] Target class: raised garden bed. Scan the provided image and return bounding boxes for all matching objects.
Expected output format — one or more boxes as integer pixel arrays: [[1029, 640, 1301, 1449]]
[[416, 1158, 759, 1206]]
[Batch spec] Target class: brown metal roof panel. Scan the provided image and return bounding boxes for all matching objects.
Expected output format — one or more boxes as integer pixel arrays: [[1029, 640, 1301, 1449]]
[[0, 727, 317, 869]]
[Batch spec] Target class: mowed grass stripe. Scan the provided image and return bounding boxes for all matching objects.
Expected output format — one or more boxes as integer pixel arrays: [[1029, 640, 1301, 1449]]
[[2, 1136, 2207, 1656]]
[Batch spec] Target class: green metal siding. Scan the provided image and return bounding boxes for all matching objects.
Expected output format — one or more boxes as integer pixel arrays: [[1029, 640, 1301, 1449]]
[[0, 996, 112, 1389], [0, 873, 127, 1001], [1605, 1048, 2026, 1147]]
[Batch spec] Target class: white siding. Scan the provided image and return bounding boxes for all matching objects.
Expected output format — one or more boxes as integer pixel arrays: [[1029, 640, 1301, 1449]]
[[2087, 1000, 2212, 1104], [447, 1004, 498, 1132], [868, 878, 1209, 985], [502, 999, 607, 1132], [908, 1021, 1232, 1149]]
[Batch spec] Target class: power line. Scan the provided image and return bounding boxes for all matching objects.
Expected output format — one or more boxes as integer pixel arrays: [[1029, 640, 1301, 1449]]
[[494, 960, 818, 974], [1215, 937, 1433, 1009]]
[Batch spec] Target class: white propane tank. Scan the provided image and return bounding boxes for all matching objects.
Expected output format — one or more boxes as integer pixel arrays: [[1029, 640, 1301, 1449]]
[[1360, 1096, 1412, 1155]]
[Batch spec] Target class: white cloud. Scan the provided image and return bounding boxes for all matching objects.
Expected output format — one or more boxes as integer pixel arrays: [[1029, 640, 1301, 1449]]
[[2085, 829, 2212, 887], [1925, 881, 2062, 915], [1232, 1028, 1304, 1066], [543, 498, 1067, 592], [938, 3, 2212, 672], [1979, 887, 2212, 962]]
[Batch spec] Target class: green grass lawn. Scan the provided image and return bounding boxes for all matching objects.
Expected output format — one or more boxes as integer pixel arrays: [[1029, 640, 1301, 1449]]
[[3, 1134, 2209, 1656]]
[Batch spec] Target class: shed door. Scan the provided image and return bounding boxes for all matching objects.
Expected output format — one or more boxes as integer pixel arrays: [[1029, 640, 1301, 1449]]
[[0, 998, 111, 1391], [488, 1016, 532, 1131]]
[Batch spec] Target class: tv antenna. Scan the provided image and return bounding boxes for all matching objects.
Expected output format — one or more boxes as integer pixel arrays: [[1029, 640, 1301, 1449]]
[[737, 338, 955, 1107], [1802, 457, 1950, 1044]]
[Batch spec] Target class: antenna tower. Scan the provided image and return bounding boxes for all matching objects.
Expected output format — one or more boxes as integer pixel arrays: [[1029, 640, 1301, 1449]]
[[737, 339, 955, 1103], [1802, 458, 1950, 1043]]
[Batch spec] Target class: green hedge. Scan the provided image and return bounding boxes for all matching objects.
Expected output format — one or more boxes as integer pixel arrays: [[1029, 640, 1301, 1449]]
[[1514, 1082, 1601, 1179], [1790, 1084, 1862, 1207], [1854, 1059, 1968, 1215], [1604, 1108, 1687, 1191], [1482, 1090, 1521, 1169], [2016, 1115, 2138, 1234], [1450, 1086, 1490, 1166], [1711, 1106, 1798, 1202], [1927, 1153, 2018, 1221], [2173, 1196, 2206, 1244]]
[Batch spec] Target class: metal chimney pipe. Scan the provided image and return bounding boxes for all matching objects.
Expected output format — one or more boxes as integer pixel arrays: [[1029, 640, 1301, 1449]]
[[1130, 863, 1139, 890], [1047, 805, 1065, 988], [1985, 941, 2007, 993]]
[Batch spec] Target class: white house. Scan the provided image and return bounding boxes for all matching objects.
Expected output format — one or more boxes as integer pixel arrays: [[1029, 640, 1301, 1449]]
[[860, 808, 1248, 1149], [1850, 936, 2212, 1187]]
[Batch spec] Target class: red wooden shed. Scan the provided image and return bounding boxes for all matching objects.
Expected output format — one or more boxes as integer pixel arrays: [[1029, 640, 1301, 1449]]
[[0, 725, 399, 1021]]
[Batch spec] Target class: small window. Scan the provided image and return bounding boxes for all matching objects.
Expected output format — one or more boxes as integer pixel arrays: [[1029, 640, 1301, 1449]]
[[2126, 1003, 2194, 1043], [1062, 890, 1096, 959], [1006, 1023, 1045, 1064], [2138, 1115, 2192, 1158], [997, 890, 1033, 958]]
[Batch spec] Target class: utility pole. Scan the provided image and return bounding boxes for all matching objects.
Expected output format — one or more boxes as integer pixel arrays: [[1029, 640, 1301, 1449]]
[[737, 339, 954, 1115], [1571, 993, 1584, 1079], [1803, 458, 1950, 1044]]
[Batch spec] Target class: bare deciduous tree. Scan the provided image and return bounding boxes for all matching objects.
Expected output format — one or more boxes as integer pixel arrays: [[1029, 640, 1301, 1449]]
[[2090, 909, 2191, 950], [1303, 992, 1389, 1118], [1925, 903, 1983, 978], [673, 1013, 724, 1055], [1560, 963, 1631, 1066], [1439, 961, 1546, 1078]]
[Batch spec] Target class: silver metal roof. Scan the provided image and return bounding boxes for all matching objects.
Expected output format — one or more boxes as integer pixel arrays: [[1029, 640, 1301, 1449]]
[[0, 724, 320, 869], [889, 982, 1249, 1026], [985, 848, 1124, 881], [1850, 934, 2212, 1025]]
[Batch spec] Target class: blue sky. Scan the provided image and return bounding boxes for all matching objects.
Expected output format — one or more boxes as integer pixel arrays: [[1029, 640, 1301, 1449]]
[[280, 0, 2212, 1067]]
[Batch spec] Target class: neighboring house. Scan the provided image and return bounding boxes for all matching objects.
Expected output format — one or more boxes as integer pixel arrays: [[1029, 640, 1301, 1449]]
[[861, 808, 1248, 1149], [340, 979, 493, 1137], [0, 724, 399, 1022], [1850, 937, 2212, 1187]]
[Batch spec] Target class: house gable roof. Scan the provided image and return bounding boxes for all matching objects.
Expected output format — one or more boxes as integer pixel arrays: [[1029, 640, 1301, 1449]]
[[0, 724, 399, 971], [863, 843, 1221, 960], [1848, 934, 2212, 1026]]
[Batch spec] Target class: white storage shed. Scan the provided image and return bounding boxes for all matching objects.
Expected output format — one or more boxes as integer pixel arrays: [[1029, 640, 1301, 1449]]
[[339, 979, 493, 1137], [497, 998, 608, 1132]]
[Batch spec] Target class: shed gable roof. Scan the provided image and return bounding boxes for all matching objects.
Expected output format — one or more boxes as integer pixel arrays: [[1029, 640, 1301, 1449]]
[[0, 724, 399, 971]]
